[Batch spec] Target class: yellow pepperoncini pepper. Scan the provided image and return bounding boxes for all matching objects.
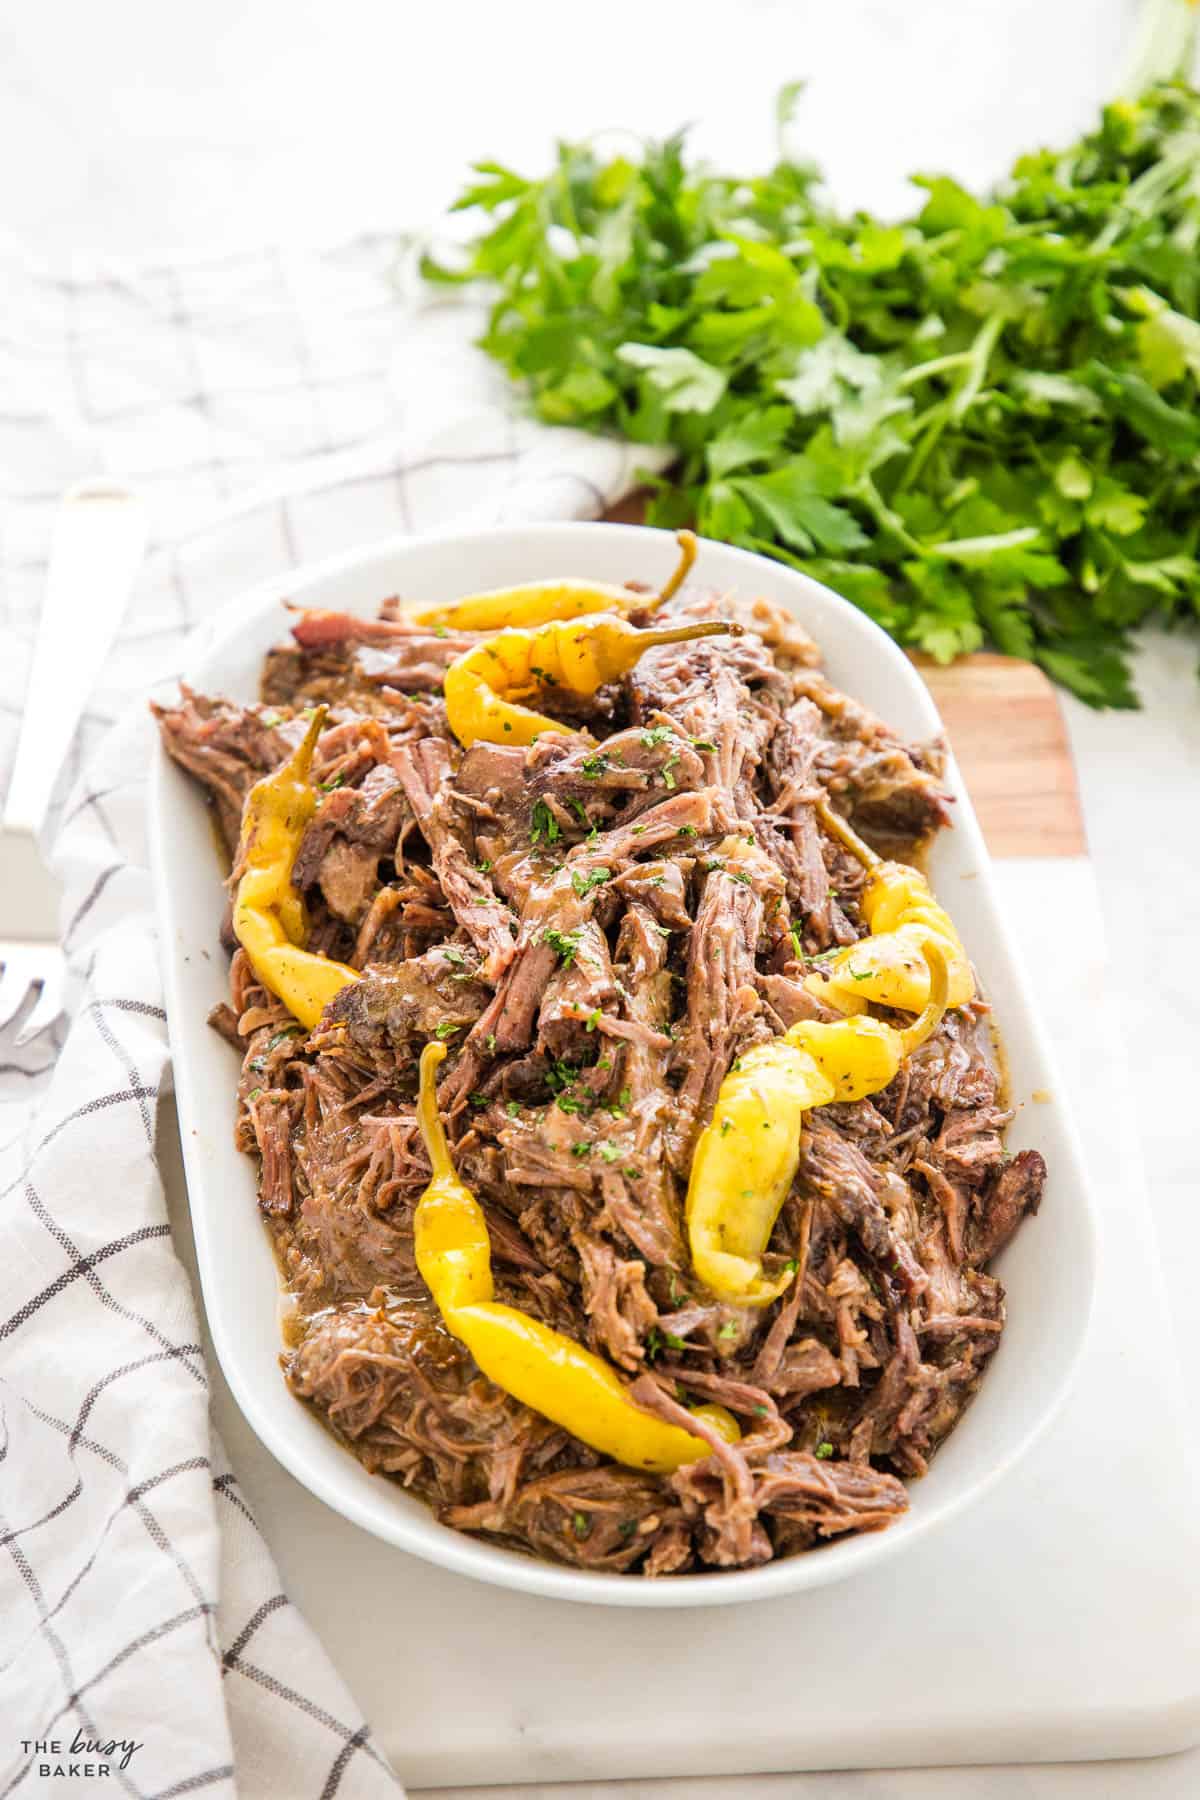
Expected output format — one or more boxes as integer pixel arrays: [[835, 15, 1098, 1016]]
[[414, 1043, 739, 1470], [411, 530, 697, 632], [803, 799, 975, 1015], [444, 612, 739, 748], [686, 943, 949, 1306], [231, 707, 359, 1030]]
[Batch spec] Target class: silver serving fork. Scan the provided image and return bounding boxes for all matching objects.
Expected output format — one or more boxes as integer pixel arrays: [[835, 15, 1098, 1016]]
[[1, 482, 146, 1044]]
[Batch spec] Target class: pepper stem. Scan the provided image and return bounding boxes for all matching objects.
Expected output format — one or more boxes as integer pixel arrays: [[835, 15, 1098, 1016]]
[[286, 705, 328, 783], [813, 796, 881, 871], [637, 616, 741, 652], [417, 1041, 455, 1180], [646, 529, 698, 611], [900, 940, 950, 1054]]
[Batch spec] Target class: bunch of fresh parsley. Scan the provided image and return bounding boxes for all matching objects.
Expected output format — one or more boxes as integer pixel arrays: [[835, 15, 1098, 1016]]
[[424, 78, 1200, 706]]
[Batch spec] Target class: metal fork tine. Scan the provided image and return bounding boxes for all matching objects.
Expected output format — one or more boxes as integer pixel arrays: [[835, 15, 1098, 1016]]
[[0, 956, 33, 1031], [14, 956, 66, 1047]]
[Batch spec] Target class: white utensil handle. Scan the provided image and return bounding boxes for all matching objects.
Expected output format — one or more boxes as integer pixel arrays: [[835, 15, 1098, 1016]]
[[4, 481, 147, 836]]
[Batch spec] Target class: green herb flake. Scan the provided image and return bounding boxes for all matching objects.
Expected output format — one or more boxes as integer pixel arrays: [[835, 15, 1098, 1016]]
[[717, 1321, 739, 1341], [570, 865, 612, 899], [505, 1100, 521, 1118], [433, 1021, 460, 1040], [598, 1142, 621, 1163], [815, 1441, 834, 1460], [572, 1511, 592, 1540], [542, 926, 582, 967], [530, 799, 561, 846]]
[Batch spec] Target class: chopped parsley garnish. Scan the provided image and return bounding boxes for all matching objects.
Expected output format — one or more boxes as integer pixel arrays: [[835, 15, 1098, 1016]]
[[789, 923, 804, 959], [815, 1441, 834, 1460], [530, 799, 561, 846], [266, 1027, 302, 1052], [443, 946, 466, 966], [542, 926, 582, 966], [584, 1006, 602, 1031], [717, 1321, 739, 1340], [433, 1021, 460, 1039], [505, 1100, 521, 1118], [580, 751, 612, 779], [598, 1142, 620, 1163], [640, 726, 674, 748], [663, 1331, 687, 1351], [572, 1511, 591, 1540], [570, 865, 611, 899], [690, 737, 717, 752]]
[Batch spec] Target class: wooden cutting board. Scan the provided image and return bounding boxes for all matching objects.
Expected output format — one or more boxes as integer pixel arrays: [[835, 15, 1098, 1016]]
[[602, 504, 1086, 860], [917, 655, 1085, 859]]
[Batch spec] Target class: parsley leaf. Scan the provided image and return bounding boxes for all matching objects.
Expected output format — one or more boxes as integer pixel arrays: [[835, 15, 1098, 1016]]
[[530, 800, 560, 847]]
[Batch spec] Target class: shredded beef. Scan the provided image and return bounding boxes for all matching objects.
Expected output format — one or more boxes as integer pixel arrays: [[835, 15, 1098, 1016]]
[[160, 561, 1044, 1578]]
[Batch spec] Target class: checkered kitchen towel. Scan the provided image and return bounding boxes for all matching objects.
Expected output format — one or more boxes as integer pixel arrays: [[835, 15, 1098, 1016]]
[[0, 235, 661, 1797]]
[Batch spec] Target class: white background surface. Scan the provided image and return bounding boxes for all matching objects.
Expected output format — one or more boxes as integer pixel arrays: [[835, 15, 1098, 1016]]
[[6, 0, 1199, 1792]]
